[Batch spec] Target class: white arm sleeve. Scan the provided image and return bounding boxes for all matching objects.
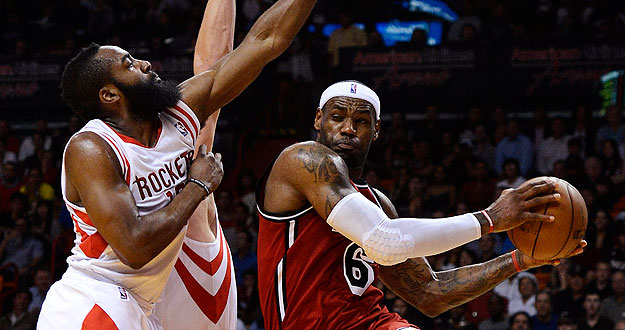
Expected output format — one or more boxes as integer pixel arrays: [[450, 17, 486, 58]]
[[326, 192, 482, 266]]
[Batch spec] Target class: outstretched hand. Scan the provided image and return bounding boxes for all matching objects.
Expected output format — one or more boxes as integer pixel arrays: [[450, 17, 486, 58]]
[[516, 240, 587, 270], [487, 179, 560, 233]]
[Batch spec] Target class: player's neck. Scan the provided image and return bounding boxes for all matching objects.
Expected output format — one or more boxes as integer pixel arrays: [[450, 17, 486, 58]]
[[348, 166, 364, 182], [103, 115, 161, 147]]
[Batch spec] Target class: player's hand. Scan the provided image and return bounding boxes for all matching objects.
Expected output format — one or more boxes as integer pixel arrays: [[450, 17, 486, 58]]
[[188, 144, 224, 194], [516, 240, 587, 270], [486, 179, 560, 232]]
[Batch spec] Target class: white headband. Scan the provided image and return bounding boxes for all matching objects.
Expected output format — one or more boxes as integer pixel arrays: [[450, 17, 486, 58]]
[[319, 81, 381, 120]]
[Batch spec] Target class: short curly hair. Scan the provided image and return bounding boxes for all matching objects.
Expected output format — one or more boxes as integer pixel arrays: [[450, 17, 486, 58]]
[[60, 43, 113, 121]]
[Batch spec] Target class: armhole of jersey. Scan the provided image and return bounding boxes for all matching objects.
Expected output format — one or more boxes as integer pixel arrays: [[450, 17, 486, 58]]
[[164, 100, 201, 145], [368, 186, 383, 209], [255, 152, 313, 222]]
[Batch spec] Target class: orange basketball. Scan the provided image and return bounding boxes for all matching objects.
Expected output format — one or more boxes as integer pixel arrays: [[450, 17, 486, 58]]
[[507, 176, 588, 260]]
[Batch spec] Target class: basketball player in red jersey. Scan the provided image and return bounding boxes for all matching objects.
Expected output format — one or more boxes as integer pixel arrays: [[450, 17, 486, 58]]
[[38, 0, 317, 328], [256, 81, 586, 329], [153, 0, 238, 328]]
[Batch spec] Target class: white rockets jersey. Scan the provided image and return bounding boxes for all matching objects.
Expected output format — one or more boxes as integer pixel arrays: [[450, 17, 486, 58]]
[[60, 100, 201, 314], [153, 215, 237, 330]]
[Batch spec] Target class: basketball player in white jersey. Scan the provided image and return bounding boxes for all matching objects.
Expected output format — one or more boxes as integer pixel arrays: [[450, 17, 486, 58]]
[[37, 0, 317, 327], [152, 0, 238, 328]]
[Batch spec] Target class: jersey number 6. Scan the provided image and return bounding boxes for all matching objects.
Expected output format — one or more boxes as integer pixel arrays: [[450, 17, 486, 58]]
[[343, 242, 375, 296]]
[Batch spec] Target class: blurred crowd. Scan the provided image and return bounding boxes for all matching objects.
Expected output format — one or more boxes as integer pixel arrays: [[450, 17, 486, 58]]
[[2, 0, 625, 329]]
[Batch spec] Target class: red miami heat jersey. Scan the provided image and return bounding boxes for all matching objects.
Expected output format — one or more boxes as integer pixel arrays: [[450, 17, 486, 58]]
[[60, 100, 200, 313], [256, 163, 415, 330]]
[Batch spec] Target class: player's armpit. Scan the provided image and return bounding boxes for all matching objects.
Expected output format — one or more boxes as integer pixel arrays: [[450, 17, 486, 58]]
[[262, 141, 356, 218]]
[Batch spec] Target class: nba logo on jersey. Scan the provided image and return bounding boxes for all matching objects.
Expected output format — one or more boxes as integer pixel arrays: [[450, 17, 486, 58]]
[[174, 122, 189, 137], [350, 84, 357, 94], [118, 287, 128, 300]]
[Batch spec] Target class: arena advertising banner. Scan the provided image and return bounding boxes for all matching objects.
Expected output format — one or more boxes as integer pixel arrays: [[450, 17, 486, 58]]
[[337, 45, 488, 109], [492, 42, 625, 106], [0, 55, 194, 113]]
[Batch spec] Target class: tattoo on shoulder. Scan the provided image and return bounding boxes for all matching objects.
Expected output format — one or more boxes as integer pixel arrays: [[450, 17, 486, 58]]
[[297, 146, 341, 184]]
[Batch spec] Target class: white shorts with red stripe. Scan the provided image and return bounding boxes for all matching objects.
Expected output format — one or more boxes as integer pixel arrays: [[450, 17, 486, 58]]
[[152, 225, 237, 330], [38, 267, 162, 330]]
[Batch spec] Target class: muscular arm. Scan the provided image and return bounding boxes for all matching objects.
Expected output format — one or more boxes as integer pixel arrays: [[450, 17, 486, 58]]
[[186, 0, 236, 242], [65, 133, 214, 269], [179, 0, 317, 121], [374, 190, 522, 317], [263, 141, 356, 217]]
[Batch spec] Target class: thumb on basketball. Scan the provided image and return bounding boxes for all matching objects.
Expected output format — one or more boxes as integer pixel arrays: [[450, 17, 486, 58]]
[[523, 211, 555, 222]]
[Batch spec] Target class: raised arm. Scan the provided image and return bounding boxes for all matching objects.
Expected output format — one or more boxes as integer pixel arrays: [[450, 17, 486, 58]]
[[186, 0, 236, 242], [64, 133, 223, 269], [179, 0, 317, 121], [375, 189, 585, 317]]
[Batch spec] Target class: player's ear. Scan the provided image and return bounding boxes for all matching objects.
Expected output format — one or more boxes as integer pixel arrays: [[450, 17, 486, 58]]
[[313, 107, 323, 130], [373, 119, 380, 141], [99, 84, 120, 104]]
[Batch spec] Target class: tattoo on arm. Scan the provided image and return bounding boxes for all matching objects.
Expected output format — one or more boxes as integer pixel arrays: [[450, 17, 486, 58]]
[[325, 196, 333, 218], [382, 252, 517, 316], [298, 146, 342, 183]]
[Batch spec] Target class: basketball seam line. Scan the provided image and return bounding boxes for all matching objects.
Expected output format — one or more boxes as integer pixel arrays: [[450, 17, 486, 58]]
[[530, 203, 549, 258], [551, 184, 575, 259]]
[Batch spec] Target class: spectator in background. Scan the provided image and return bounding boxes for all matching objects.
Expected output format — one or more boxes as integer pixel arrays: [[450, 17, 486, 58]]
[[615, 320, 625, 330], [495, 119, 533, 176], [233, 230, 257, 285], [0, 288, 37, 330], [18, 119, 52, 163], [595, 106, 624, 153], [610, 226, 625, 272], [447, 0, 482, 42], [553, 264, 586, 319], [19, 167, 54, 205], [509, 311, 532, 330], [586, 261, 612, 300], [424, 165, 455, 212], [557, 317, 578, 330], [532, 291, 558, 330], [571, 105, 594, 158], [600, 271, 625, 323], [509, 273, 539, 316], [0, 120, 20, 154], [327, 8, 367, 71], [458, 159, 496, 211], [531, 107, 549, 149], [472, 124, 495, 170], [409, 28, 427, 46], [577, 292, 613, 330], [0, 217, 44, 275], [497, 158, 526, 190], [582, 210, 613, 275], [0, 140, 17, 167], [536, 118, 571, 175], [598, 139, 623, 178], [478, 292, 507, 330], [28, 267, 52, 314], [0, 162, 21, 214]]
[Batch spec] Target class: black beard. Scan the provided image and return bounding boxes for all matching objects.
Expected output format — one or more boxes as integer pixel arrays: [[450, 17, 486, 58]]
[[115, 76, 181, 120]]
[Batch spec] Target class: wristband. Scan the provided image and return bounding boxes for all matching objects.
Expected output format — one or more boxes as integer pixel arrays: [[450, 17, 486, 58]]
[[188, 178, 211, 198], [511, 250, 522, 273], [481, 210, 494, 233]]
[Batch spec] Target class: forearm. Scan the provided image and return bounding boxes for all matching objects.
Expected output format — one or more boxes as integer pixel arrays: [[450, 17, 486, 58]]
[[245, 0, 317, 58], [124, 183, 207, 268], [380, 252, 518, 317], [327, 193, 481, 265], [194, 0, 235, 74]]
